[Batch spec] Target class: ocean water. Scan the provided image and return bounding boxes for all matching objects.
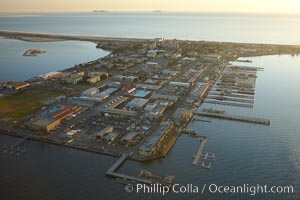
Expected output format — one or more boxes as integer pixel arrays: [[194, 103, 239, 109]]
[[0, 55, 299, 200], [0, 13, 300, 44], [0, 37, 108, 82]]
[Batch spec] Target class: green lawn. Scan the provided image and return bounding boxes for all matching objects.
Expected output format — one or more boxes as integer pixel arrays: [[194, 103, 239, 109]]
[[0, 89, 64, 121]]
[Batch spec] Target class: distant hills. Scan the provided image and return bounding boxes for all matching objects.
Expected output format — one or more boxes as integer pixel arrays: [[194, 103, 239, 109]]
[[93, 10, 109, 13]]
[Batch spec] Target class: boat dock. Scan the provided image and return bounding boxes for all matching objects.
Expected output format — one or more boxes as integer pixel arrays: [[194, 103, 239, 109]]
[[194, 111, 270, 125], [192, 136, 207, 165]]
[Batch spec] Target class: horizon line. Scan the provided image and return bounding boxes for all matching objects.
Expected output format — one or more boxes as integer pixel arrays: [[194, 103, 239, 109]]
[[1, 10, 300, 16]]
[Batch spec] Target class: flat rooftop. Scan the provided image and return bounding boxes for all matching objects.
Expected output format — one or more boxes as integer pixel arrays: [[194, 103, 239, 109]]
[[134, 90, 152, 98]]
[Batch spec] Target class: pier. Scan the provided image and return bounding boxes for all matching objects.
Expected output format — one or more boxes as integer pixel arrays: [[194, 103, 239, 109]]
[[204, 100, 254, 108], [106, 154, 153, 184], [194, 111, 270, 125], [192, 136, 207, 165], [106, 154, 174, 186]]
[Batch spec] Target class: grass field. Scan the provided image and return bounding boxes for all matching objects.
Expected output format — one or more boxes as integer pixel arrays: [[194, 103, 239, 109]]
[[0, 89, 64, 121]]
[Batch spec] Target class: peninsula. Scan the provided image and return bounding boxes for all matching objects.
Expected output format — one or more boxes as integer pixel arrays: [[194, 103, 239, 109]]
[[1, 30, 300, 185]]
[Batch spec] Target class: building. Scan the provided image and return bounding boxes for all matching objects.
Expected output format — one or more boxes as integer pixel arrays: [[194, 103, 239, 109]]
[[121, 132, 139, 146], [40, 72, 63, 80], [144, 101, 158, 112], [32, 118, 61, 132], [169, 82, 191, 88], [87, 76, 100, 84], [201, 54, 221, 62], [95, 88, 118, 98], [103, 132, 119, 143], [62, 73, 84, 84], [136, 84, 161, 91], [134, 90, 152, 98], [139, 121, 175, 156], [66, 130, 79, 138], [4, 82, 30, 90], [125, 98, 149, 111], [151, 94, 179, 102], [88, 72, 109, 79], [81, 87, 99, 96], [191, 82, 210, 98], [96, 126, 114, 140], [146, 104, 168, 121], [172, 108, 193, 125], [32, 106, 84, 132]]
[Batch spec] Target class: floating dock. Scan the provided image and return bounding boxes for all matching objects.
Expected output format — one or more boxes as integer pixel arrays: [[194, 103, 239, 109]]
[[194, 111, 270, 125]]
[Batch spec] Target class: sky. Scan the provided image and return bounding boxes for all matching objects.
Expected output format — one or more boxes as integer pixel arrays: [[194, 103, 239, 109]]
[[1, 0, 300, 14]]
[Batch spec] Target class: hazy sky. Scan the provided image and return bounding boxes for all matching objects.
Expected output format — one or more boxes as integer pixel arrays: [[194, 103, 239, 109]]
[[1, 0, 300, 14]]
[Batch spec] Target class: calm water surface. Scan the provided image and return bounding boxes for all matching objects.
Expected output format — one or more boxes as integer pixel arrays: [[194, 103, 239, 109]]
[[0, 37, 108, 82], [0, 13, 300, 44]]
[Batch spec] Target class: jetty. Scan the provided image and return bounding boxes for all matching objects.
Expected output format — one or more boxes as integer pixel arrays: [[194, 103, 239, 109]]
[[194, 111, 270, 125]]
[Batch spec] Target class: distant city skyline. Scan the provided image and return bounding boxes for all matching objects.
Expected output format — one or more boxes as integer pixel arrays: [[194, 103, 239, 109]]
[[1, 0, 300, 14]]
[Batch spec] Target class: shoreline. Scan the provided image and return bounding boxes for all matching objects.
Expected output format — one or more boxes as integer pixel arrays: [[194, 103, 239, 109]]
[[1, 30, 300, 47], [0, 129, 171, 162]]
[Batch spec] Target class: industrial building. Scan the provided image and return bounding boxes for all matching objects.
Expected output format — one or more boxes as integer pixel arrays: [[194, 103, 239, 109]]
[[125, 98, 149, 111], [121, 132, 139, 146], [32, 106, 84, 132], [139, 121, 175, 156]]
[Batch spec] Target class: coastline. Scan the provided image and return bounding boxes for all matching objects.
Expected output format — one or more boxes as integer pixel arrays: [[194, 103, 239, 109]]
[[1, 30, 300, 47]]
